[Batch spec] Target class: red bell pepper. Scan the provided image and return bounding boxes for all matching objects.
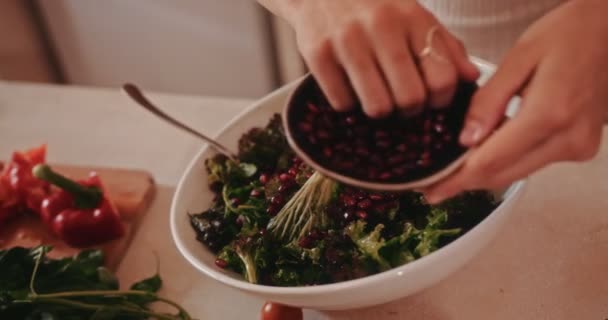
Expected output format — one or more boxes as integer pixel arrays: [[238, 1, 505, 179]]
[[0, 145, 50, 224], [33, 164, 125, 248]]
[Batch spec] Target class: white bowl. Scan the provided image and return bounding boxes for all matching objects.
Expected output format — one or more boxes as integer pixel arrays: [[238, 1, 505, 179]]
[[170, 58, 527, 310]]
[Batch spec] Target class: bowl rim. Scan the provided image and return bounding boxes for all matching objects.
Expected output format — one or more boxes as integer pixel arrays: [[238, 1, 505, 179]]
[[170, 56, 527, 295]]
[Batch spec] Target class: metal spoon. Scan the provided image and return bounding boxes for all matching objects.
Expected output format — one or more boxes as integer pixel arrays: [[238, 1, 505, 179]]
[[122, 83, 237, 160]]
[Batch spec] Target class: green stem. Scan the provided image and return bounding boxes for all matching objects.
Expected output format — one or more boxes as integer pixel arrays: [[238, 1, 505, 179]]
[[34, 290, 192, 319], [32, 164, 102, 208]]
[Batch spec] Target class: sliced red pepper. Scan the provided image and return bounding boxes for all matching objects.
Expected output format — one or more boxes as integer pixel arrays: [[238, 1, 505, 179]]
[[34, 164, 125, 248], [0, 145, 49, 224]]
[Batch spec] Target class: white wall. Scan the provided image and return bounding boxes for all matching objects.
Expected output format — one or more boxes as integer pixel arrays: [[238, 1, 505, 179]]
[[38, 0, 279, 98]]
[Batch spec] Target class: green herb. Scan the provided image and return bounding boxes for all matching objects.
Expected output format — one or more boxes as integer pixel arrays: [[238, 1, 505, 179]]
[[0, 246, 192, 320]]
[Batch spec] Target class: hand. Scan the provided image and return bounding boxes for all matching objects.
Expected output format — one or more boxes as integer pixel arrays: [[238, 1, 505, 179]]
[[265, 0, 479, 117], [425, 0, 608, 203]]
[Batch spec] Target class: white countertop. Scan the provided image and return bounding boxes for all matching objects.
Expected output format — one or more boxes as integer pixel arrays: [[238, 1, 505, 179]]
[[2, 80, 608, 320]]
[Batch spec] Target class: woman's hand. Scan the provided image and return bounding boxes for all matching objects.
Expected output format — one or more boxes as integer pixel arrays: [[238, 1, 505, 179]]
[[258, 0, 479, 117], [425, 0, 608, 203]]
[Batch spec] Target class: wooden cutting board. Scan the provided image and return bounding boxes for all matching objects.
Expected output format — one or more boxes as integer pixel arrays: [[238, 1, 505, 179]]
[[0, 164, 155, 270]]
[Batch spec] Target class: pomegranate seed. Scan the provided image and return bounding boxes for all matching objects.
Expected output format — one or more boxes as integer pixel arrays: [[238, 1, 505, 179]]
[[424, 119, 432, 132], [307, 102, 320, 113], [355, 146, 370, 157], [271, 195, 284, 205], [266, 206, 278, 216], [279, 173, 292, 182], [434, 142, 444, 150], [298, 236, 314, 249], [341, 161, 355, 170], [250, 189, 262, 197], [236, 215, 246, 226], [377, 140, 391, 149], [308, 135, 318, 145], [388, 155, 405, 165], [298, 122, 313, 132], [396, 144, 407, 152], [259, 228, 267, 236], [392, 166, 407, 176], [375, 130, 389, 139], [317, 129, 330, 140], [259, 174, 269, 185], [343, 195, 356, 207], [379, 172, 392, 180], [345, 116, 357, 125], [421, 151, 431, 160], [356, 210, 368, 220], [417, 158, 431, 168], [323, 146, 333, 157], [278, 184, 290, 193], [442, 134, 453, 142], [215, 258, 228, 268], [288, 168, 298, 176], [434, 123, 446, 134], [355, 191, 367, 200], [369, 194, 384, 201], [422, 134, 433, 146], [435, 113, 446, 122], [357, 199, 372, 209], [230, 198, 241, 206]]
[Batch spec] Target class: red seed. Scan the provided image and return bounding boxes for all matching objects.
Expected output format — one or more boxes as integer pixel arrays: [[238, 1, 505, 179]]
[[421, 151, 431, 160], [355, 191, 367, 200], [357, 199, 372, 209], [259, 228, 267, 236], [396, 144, 407, 152], [442, 134, 453, 142], [369, 194, 384, 201], [345, 116, 357, 125], [271, 195, 284, 205], [230, 198, 241, 206], [343, 195, 356, 207], [424, 119, 432, 132], [422, 134, 432, 145], [317, 129, 331, 140], [298, 122, 313, 132], [266, 206, 278, 216], [308, 135, 318, 145], [343, 209, 355, 221], [341, 161, 355, 170], [356, 210, 368, 220], [391, 166, 407, 176], [388, 154, 405, 165], [250, 189, 262, 197], [279, 173, 292, 182], [215, 258, 228, 268], [434, 123, 446, 134], [355, 146, 370, 157], [288, 168, 298, 176], [433, 142, 444, 150], [377, 140, 391, 149], [417, 158, 431, 168], [323, 146, 333, 157], [375, 130, 389, 139], [259, 174, 269, 185], [379, 172, 392, 180], [298, 236, 314, 249], [307, 102, 320, 113]]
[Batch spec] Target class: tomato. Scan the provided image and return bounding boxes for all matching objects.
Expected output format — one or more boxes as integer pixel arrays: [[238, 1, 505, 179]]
[[260, 302, 303, 320]]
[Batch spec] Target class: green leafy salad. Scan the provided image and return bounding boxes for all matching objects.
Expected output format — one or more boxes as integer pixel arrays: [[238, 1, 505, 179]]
[[190, 114, 499, 286]]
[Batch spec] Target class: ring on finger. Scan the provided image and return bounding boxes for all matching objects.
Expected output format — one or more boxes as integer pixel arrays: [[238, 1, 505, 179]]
[[418, 25, 448, 63]]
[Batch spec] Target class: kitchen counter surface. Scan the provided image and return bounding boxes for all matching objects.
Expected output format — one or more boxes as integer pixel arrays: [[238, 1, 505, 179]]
[[1, 80, 607, 319]]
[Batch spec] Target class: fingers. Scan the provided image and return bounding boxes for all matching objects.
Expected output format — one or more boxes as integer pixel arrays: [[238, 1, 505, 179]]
[[303, 40, 355, 111], [408, 22, 459, 108], [459, 43, 538, 146], [370, 14, 426, 114], [333, 22, 392, 118], [439, 27, 480, 82]]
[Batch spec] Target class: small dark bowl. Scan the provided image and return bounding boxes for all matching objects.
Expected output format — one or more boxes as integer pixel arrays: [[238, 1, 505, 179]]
[[282, 74, 477, 191]]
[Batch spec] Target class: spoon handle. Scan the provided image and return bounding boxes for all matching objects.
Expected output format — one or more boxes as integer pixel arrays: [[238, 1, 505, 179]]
[[123, 83, 237, 159]]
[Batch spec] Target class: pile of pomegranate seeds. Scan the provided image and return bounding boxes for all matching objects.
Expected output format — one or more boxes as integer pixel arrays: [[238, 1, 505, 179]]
[[290, 81, 477, 183]]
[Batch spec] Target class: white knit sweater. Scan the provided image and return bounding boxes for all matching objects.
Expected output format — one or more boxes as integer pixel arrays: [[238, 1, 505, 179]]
[[419, 0, 565, 63]]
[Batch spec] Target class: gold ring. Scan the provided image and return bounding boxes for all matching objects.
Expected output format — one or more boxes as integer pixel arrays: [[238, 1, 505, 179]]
[[418, 25, 448, 63]]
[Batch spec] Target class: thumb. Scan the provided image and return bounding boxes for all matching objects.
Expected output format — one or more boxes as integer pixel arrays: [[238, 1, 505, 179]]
[[459, 46, 537, 146]]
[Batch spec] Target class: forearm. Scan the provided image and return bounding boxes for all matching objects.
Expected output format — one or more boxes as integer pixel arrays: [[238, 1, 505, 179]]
[[256, 0, 303, 21]]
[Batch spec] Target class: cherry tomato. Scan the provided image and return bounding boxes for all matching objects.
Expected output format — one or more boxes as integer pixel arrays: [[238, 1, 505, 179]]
[[260, 302, 303, 320]]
